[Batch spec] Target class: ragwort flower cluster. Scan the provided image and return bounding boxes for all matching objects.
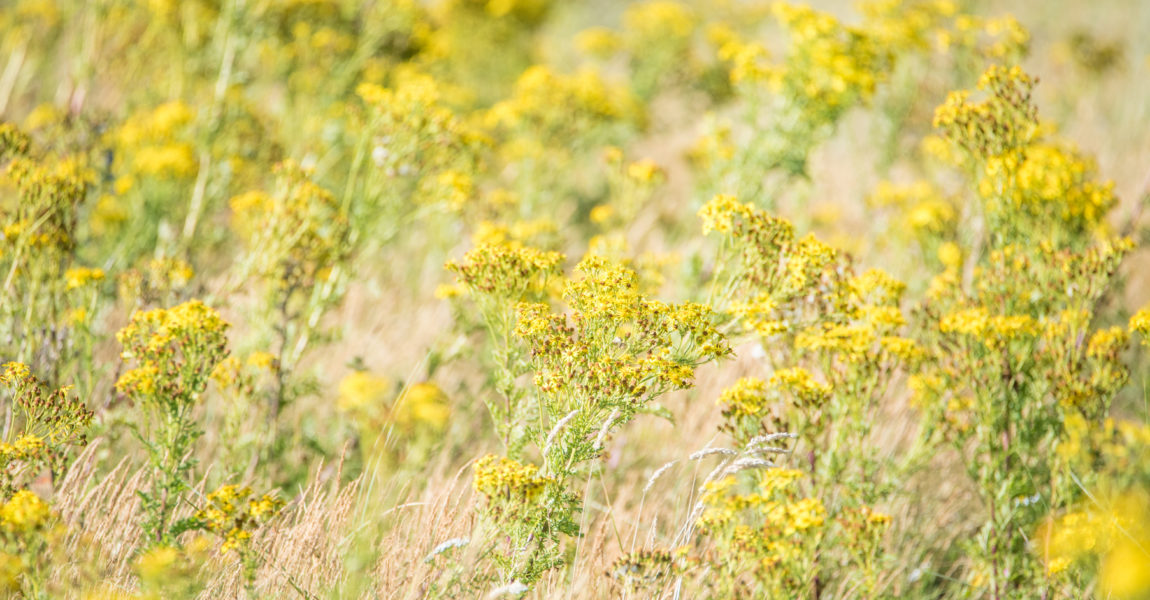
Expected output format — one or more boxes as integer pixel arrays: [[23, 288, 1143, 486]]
[[116, 300, 230, 544]]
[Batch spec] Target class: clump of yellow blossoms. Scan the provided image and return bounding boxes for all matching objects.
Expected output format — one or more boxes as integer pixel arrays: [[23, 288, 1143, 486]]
[[868, 180, 955, 236], [393, 382, 451, 432], [231, 160, 349, 292], [857, 0, 960, 53], [607, 547, 687, 595], [231, 160, 354, 434], [716, 370, 830, 447], [0, 124, 31, 161], [910, 64, 1137, 594], [770, 367, 833, 406], [446, 243, 562, 299], [109, 100, 198, 180], [0, 491, 51, 536], [518, 256, 730, 463], [64, 267, 104, 291], [473, 454, 552, 504], [453, 250, 729, 583], [695, 469, 835, 596], [356, 73, 486, 215], [593, 148, 667, 231], [698, 2, 891, 195], [471, 454, 561, 580], [696, 193, 915, 595], [1037, 491, 1150, 598], [117, 300, 230, 545], [768, 3, 888, 111], [445, 242, 565, 454], [471, 216, 556, 246], [0, 125, 103, 386], [194, 484, 284, 591], [0, 489, 57, 595], [487, 65, 640, 140], [117, 300, 230, 405], [336, 371, 392, 419], [1132, 305, 1150, 345], [931, 64, 1115, 243], [485, 65, 641, 213], [118, 257, 196, 309], [992, 142, 1117, 235], [700, 194, 912, 364], [933, 65, 1039, 159], [133, 539, 212, 600], [577, 1, 715, 101], [336, 372, 450, 461], [0, 363, 92, 497], [859, 0, 1028, 61], [716, 377, 771, 420], [3, 153, 89, 252], [195, 484, 284, 554], [866, 180, 959, 267]]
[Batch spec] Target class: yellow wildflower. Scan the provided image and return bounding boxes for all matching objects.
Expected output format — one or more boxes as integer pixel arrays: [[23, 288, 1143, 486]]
[[0, 490, 51, 533]]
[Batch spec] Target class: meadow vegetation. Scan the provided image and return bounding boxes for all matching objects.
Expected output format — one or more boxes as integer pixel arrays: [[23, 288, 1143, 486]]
[[0, 0, 1149, 597]]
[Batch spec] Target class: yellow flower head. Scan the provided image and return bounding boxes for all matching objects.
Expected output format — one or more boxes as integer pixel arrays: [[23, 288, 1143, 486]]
[[65, 267, 105, 291], [717, 377, 770, 418], [473, 454, 552, 502], [0, 490, 52, 533], [337, 371, 391, 416], [769, 367, 831, 406], [1130, 305, 1150, 345], [392, 382, 451, 431]]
